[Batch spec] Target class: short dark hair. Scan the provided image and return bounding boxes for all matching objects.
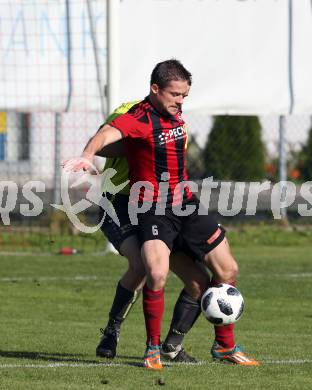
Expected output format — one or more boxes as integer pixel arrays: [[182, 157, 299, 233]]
[[150, 59, 192, 89]]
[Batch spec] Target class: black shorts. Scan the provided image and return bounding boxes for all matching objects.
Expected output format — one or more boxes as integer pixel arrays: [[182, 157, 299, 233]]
[[137, 196, 225, 262], [99, 193, 137, 253]]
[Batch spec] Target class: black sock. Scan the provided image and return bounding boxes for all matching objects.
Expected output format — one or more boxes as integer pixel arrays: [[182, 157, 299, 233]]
[[107, 281, 140, 330], [164, 289, 201, 347]]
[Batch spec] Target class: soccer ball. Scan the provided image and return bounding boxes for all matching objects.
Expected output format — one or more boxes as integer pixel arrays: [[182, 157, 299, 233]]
[[201, 283, 244, 325]]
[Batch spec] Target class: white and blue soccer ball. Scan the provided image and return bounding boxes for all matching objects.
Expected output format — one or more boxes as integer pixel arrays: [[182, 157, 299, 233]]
[[201, 283, 244, 325]]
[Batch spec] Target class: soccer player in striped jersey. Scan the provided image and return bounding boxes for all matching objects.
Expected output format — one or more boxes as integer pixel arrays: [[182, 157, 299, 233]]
[[94, 101, 207, 364], [64, 60, 259, 369]]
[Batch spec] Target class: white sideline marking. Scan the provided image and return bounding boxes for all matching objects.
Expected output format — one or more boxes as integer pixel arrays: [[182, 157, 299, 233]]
[[0, 276, 98, 282], [2, 272, 312, 283], [0, 359, 311, 369], [265, 359, 312, 364], [0, 252, 52, 257], [248, 273, 312, 279], [172, 272, 312, 280], [0, 362, 121, 369], [0, 252, 106, 257], [284, 273, 312, 278]]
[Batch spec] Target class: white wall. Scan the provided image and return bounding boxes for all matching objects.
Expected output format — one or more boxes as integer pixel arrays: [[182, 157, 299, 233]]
[[1, 0, 312, 114]]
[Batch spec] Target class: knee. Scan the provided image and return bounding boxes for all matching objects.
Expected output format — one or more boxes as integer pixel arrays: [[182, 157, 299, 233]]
[[146, 254, 168, 289], [216, 258, 238, 283], [184, 274, 210, 300], [148, 269, 167, 290], [205, 249, 239, 284], [142, 246, 169, 290], [127, 258, 146, 278]]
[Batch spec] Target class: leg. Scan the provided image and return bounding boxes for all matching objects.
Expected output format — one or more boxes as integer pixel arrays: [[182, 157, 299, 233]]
[[170, 251, 209, 299], [204, 238, 238, 350], [203, 237, 259, 366], [181, 212, 237, 348], [141, 239, 170, 291], [161, 252, 209, 362], [119, 235, 146, 292], [96, 235, 146, 358], [168, 253, 209, 345], [106, 235, 146, 331], [204, 237, 238, 285], [141, 240, 170, 370], [97, 194, 146, 358], [138, 210, 177, 370], [181, 208, 259, 366], [141, 239, 170, 345]]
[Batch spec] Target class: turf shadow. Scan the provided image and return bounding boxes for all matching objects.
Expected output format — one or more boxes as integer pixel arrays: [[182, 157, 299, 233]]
[[0, 350, 99, 364], [119, 361, 143, 368], [0, 350, 149, 368], [116, 354, 143, 360]]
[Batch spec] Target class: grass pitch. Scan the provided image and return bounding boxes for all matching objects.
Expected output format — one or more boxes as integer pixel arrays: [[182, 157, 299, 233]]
[[0, 242, 312, 389]]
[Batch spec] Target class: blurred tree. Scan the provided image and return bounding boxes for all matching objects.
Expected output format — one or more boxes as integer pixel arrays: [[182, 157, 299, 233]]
[[203, 116, 265, 181], [297, 125, 312, 181], [186, 135, 205, 179]]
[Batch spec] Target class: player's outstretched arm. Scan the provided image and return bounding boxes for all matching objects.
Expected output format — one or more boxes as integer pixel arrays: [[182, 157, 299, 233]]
[[95, 139, 125, 158], [62, 124, 123, 172]]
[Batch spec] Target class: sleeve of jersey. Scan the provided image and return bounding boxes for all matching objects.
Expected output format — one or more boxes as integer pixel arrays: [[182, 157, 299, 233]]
[[110, 112, 145, 138]]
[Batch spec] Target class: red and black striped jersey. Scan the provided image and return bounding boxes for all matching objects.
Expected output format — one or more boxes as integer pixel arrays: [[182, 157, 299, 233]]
[[110, 97, 193, 206]]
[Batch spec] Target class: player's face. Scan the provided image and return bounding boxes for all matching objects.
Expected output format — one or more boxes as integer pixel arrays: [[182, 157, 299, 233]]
[[151, 80, 190, 116]]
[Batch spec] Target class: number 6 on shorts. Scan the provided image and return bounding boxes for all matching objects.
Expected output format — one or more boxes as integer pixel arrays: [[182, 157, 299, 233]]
[[152, 225, 158, 236]]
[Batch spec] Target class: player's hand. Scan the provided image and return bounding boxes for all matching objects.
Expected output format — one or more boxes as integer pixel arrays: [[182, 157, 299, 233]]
[[61, 155, 94, 172]]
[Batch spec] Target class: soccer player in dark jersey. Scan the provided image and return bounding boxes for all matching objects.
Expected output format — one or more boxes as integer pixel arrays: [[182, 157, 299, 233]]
[[65, 59, 259, 369]]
